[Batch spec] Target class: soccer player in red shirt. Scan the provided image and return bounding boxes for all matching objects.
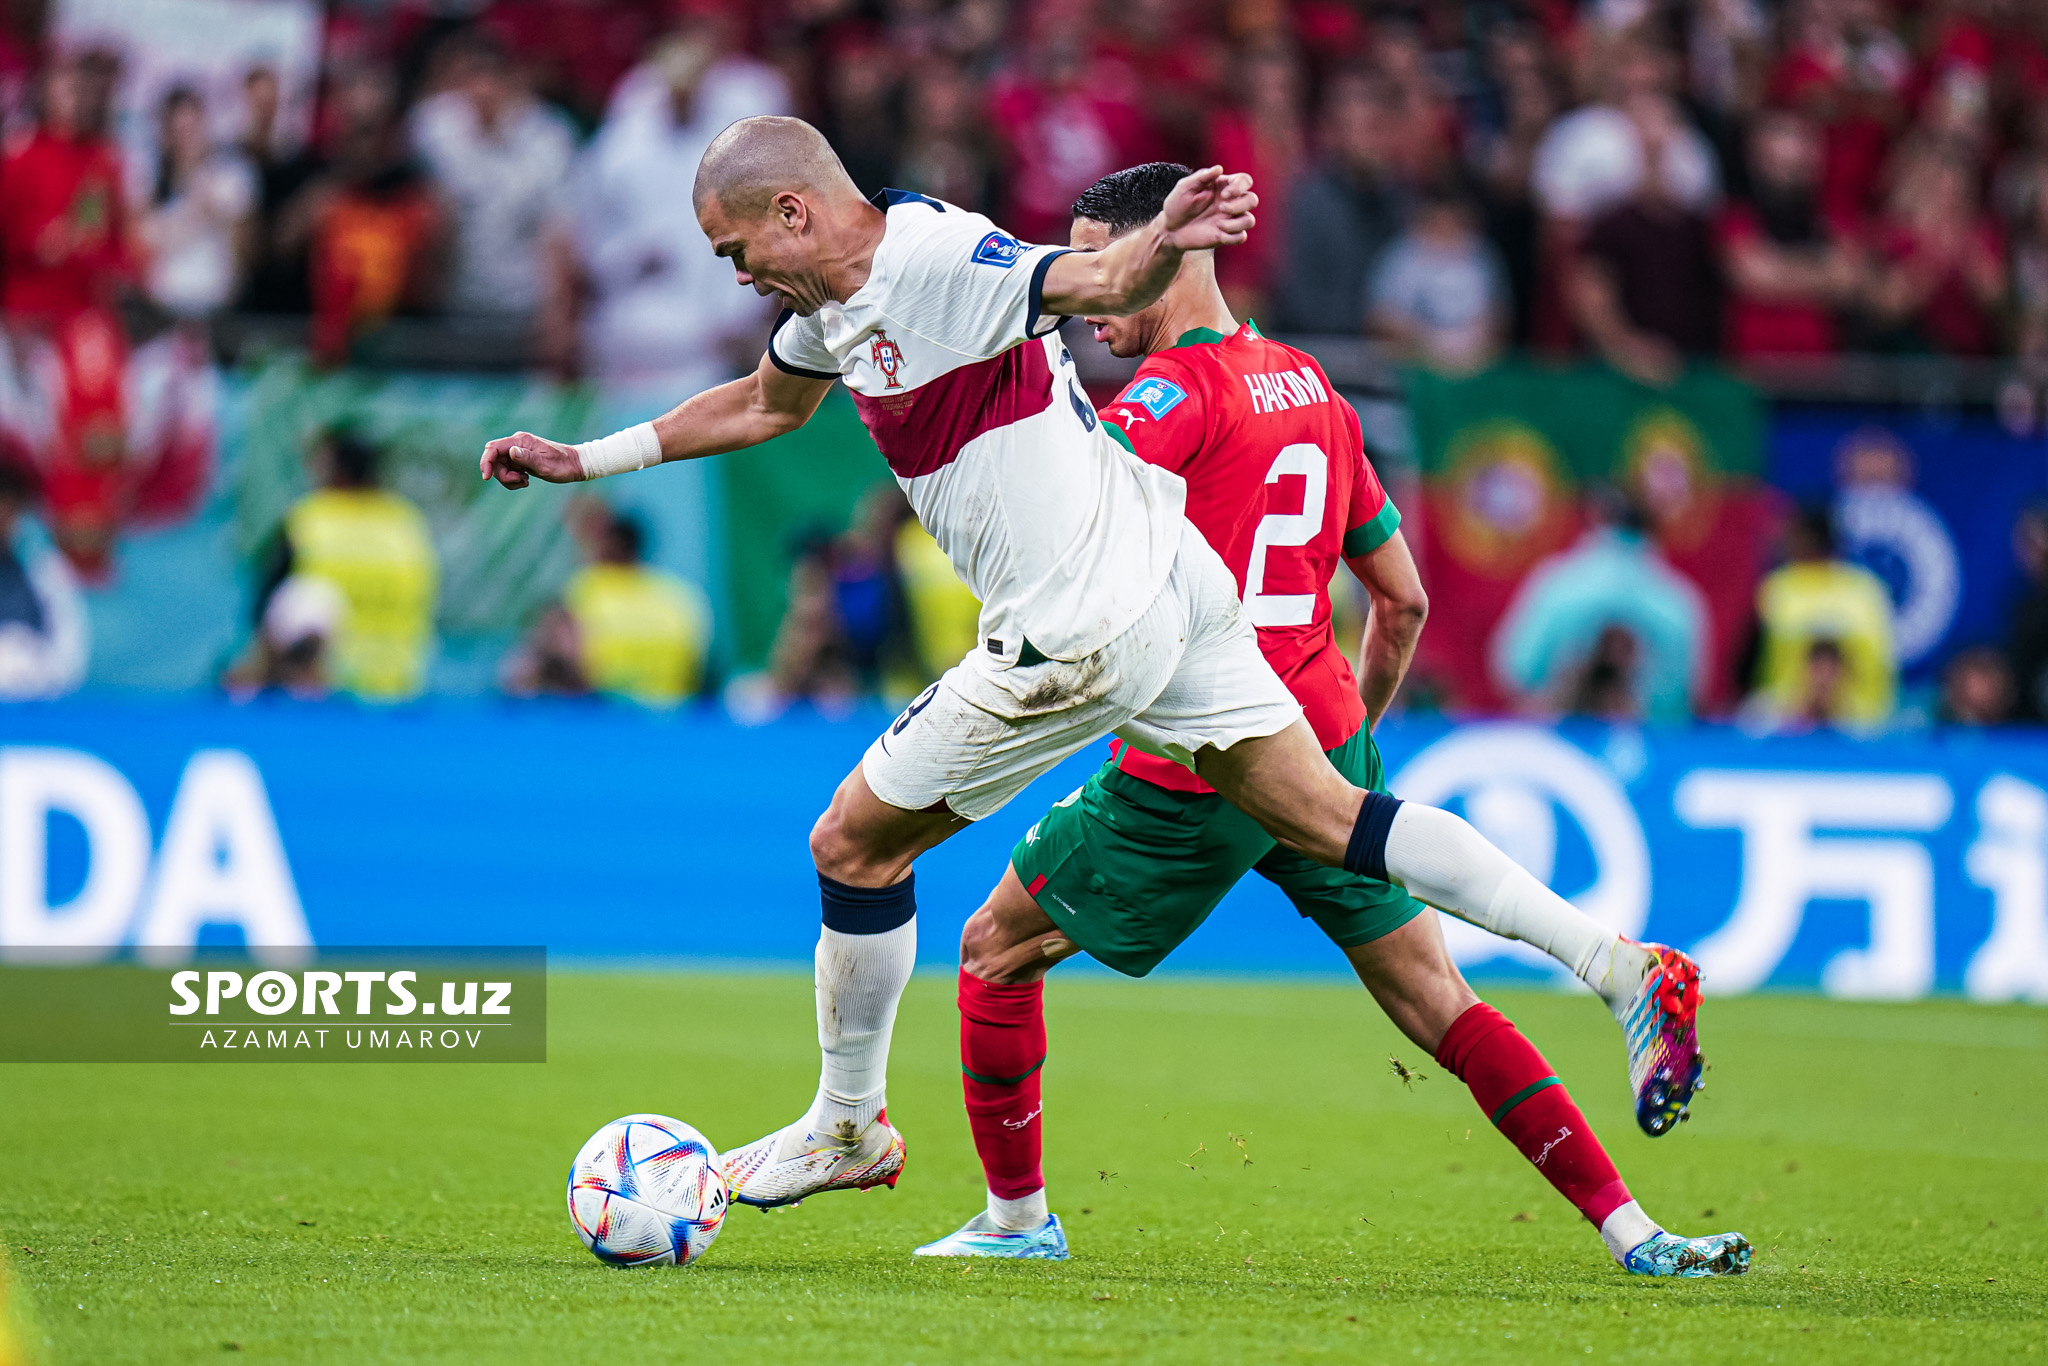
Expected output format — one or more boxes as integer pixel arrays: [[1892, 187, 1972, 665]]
[[915, 164, 1738, 1277]]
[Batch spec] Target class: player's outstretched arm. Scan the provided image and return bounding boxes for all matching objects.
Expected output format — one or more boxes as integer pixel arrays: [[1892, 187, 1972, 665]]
[[479, 353, 834, 489], [1039, 165, 1257, 318], [1347, 529, 1429, 727]]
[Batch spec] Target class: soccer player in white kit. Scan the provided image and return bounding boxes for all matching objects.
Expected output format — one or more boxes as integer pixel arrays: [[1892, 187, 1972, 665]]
[[479, 120, 1714, 1268]]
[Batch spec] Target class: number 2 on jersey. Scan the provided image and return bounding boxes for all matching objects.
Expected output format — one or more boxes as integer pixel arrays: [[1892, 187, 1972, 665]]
[[1243, 442, 1327, 627]]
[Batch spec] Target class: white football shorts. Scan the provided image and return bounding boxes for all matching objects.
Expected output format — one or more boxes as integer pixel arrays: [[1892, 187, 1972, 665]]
[[861, 521, 1304, 820]]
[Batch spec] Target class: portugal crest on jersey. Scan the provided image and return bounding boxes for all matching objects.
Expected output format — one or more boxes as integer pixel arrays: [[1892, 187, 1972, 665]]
[[870, 329, 905, 389]]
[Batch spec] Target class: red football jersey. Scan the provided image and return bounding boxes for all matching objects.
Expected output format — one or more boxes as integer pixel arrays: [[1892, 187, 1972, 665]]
[[1098, 322, 1401, 793]]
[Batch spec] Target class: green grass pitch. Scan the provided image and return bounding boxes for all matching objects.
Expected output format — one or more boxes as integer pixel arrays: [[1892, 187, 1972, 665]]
[[2, 972, 2043, 1364]]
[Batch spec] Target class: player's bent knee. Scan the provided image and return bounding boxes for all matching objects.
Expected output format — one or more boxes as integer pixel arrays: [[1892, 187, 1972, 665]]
[[960, 904, 1071, 984], [957, 908, 1018, 978], [959, 907, 1003, 975], [807, 806, 851, 876], [808, 799, 894, 883]]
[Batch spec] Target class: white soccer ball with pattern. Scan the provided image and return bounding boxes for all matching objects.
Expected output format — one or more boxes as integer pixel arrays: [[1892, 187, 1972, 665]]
[[566, 1114, 728, 1267]]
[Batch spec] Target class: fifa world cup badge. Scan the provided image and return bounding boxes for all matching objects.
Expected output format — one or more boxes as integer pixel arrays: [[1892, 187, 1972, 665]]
[[870, 330, 905, 389]]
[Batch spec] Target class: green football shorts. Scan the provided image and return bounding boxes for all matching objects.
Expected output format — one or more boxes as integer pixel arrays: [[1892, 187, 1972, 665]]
[[1008, 727, 1427, 977]]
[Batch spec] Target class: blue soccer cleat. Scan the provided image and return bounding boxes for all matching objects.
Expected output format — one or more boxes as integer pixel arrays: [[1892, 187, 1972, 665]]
[[1622, 1230, 1752, 1278], [912, 1211, 1069, 1260]]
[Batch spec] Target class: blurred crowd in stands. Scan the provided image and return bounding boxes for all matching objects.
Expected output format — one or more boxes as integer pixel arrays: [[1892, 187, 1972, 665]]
[[187, 410, 2048, 733], [1492, 482, 2048, 733], [205, 417, 979, 715], [0, 0, 2045, 727], [730, 489, 980, 722], [217, 422, 718, 708], [3, 2, 2047, 388]]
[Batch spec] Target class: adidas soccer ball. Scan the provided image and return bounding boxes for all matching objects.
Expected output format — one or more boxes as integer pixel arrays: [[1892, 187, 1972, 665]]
[[566, 1114, 728, 1267]]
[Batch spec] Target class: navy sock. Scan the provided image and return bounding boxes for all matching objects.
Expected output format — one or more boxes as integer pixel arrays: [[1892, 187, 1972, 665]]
[[819, 872, 917, 935], [1343, 791, 1403, 881]]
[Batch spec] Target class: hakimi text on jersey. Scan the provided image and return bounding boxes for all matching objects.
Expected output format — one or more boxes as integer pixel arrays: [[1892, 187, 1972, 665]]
[[1242, 367, 1331, 415]]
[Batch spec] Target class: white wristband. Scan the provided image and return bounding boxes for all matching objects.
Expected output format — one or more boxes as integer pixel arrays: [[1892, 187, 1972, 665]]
[[574, 422, 662, 480]]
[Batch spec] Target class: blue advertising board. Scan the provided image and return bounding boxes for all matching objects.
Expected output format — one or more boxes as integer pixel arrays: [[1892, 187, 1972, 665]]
[[1768, 408, 2047, 680], [3, 699, 2047, 1001]]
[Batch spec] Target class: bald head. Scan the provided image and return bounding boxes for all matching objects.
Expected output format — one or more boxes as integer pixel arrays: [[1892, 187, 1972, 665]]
[[693, 115, 863, 219]]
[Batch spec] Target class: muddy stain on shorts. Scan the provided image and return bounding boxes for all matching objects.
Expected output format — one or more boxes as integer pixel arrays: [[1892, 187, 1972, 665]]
[[1011, 651, 1113, 715]]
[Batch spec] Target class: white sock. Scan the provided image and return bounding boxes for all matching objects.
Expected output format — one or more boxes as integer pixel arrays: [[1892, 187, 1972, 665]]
[[806, 920, 916, 1138], [987, 1187, 1048, 1231], [1383, 803, 1630, 1002], [1598, 1199, 1662, 1263]]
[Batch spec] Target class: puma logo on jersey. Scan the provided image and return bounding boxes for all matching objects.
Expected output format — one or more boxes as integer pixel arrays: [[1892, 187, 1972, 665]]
[[1243, 366, 1331, 414]]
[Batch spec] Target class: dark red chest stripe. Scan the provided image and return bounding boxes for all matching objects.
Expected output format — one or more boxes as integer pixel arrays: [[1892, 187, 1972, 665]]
[[851, 340, 1054, 479]]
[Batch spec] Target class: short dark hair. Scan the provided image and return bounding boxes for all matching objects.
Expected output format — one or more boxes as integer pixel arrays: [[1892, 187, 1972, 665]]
[[1418, 173, 1477, 214], [324, 429, 379, 487], [0, 460, 39, 505], [1071, 162, 1193, 238], [439, 24, 510, 70], [1585, 481, 1649, 535], [606, 512, 647, 563], [1791, 503, 1835, 557]]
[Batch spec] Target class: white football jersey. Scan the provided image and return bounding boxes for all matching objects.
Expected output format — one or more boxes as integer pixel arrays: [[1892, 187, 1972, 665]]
[[769, 191, 1186, 664]]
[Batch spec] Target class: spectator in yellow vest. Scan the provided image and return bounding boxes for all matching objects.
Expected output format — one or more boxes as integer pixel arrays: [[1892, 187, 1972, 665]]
[[893, 517, 979, 687], [275, 430, 438, 700], [560, 508, 711, 706], [1749, 507, 1896, 727]]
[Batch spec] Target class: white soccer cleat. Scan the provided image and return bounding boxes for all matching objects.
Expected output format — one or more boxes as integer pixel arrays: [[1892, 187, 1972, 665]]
[[913, 1211, 1069, 1260], [719, 1109, 906, 1208]]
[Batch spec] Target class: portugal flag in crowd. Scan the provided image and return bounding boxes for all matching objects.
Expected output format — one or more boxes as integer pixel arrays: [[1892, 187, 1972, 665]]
[[1402, 362, 1770, 715]]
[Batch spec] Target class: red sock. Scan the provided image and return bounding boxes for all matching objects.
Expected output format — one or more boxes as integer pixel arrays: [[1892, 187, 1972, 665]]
[[1434, 1003, 1632, 1228], [958, 970, 1045, 1199]]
